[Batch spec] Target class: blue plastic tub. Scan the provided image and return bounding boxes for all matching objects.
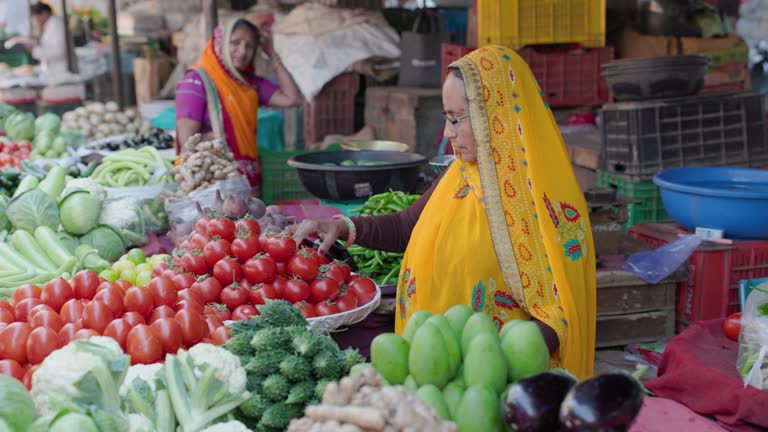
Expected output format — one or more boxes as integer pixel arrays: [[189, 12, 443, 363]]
[[654, 167, 768, 239]]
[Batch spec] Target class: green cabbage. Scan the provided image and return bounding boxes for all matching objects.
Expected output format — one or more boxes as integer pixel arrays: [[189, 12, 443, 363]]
[[6, 188, 60, 232], [35, 112, 61, 134], [33, 130, 56, 153], [58, 231, 80, 254], [0, 104, 17, 131], [48, 413, 100, 432], [80, 225, 125, 262], [60, 189, 102, 235], [5, 111, 35, 141], [54, 131, 85, 151]]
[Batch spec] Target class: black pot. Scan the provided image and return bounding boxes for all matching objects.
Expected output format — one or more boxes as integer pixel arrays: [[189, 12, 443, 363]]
[[287, 150, 426, 201]]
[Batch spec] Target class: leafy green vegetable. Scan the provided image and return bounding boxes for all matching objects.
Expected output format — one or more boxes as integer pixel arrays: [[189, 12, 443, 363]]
[[0, 104, 17, 130], [30, 337, 130, 429], [54, 131, 84, 151], [0, 195, 10, 232], [35, 113, 61, 134], [121, 364, 175, 432], [6, 188, 60, 232], [98, 199, 147, 247], [33, 130, 56, 154], [60, 190, 102, 235], [0, 374, 36, 431], [164, 344, 250, 432], [5, 111, 34, 141], [79, 225, 125, 262]]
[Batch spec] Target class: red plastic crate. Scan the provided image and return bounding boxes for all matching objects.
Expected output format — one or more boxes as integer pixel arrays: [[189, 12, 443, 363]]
[[517, 45, 613, 107], [627, 223, 768, 323], [304, 73, 360, 146], [441, 43, 475, 81]]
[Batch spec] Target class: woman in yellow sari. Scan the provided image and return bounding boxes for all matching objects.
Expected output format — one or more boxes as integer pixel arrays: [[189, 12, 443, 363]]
[[289, 46, 596, 378]]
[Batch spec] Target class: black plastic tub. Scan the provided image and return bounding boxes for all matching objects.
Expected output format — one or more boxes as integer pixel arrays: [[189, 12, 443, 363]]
[[602, 56, 709, 101], [287, 150, 426, 201]]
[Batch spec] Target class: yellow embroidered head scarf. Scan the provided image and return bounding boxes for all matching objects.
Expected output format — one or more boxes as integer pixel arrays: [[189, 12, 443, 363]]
[[396, 46, 596, 379]]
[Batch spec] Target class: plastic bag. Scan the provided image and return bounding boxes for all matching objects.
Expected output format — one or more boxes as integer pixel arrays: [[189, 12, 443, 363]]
[[104, 183, 175, 234], [622, 235, 703, 284], [164, 176, 251, 245], [737, 284, 768, 391]]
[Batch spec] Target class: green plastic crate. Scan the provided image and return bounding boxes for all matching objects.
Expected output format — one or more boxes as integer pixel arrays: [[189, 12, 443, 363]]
[[259, 149, 314, 204], [596, 170, 673, 230]]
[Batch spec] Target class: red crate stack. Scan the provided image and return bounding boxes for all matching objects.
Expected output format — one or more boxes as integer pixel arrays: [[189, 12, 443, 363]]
[[304, 73, 360, 146], [441, 43, 613, 107], [518, 45, 614, 107], [628, 223, 768, 327]]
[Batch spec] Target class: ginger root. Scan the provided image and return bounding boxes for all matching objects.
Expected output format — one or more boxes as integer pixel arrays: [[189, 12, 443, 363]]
[[288, 369, 457, 432]]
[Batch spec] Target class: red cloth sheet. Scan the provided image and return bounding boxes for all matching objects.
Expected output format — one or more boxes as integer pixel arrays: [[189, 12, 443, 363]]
[[646, 319, 768, 432], [630, 397, 728, 432]]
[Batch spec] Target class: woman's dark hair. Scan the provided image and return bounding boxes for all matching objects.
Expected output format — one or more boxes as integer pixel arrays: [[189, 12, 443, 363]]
[[30, 3, 53, 15], [233, 19, 260, 43]]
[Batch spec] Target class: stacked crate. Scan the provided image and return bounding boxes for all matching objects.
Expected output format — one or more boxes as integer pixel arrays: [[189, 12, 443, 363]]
[[303, 74, 360, 147], [629, 223, 768, 330], [442, 0, 612, 108]]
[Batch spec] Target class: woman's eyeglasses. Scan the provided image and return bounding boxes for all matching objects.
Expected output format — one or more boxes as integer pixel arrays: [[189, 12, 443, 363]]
[[442, 111, 470, 126]]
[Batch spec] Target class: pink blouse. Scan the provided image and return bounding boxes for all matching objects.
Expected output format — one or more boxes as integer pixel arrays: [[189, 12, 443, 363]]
[[175, 69, 279, 133]]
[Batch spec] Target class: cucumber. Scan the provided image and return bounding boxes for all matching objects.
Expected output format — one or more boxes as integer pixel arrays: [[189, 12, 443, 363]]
[[11, 230, 56, 272]]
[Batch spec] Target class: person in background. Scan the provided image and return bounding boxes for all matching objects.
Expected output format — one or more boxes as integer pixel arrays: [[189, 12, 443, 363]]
[[289, 46, 596, 379], [0, 0, 31, 37], [9, 3, 67, 75], [175, 17, 301, 191]]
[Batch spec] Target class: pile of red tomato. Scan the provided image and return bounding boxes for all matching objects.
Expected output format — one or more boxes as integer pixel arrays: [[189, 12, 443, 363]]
[[0, 215, 379, 387], [0, 140, 31, 169], [0, 270, 233, 388], [159, 215, 378, 320]]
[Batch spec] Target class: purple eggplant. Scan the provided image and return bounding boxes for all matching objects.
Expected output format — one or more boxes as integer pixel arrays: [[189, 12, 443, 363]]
[[504, 370, 578, 432], [559, 372, 645, 432]]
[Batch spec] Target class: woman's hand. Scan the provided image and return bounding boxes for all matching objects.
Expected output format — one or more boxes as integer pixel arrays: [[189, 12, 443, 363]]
[[285, 219, 348, 256]]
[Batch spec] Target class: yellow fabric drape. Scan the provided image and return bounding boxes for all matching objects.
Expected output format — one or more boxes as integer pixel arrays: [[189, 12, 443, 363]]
[[193, 19, 260, 159], [395, 46, 596, 379]]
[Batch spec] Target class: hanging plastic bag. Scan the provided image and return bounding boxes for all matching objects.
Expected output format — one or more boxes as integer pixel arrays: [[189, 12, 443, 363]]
[[622, 234, 703, 284], [737, 284, 768, 391]]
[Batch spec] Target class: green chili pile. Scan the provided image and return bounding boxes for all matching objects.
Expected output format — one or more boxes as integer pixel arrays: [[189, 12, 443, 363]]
[[347, 191, 421, 285]]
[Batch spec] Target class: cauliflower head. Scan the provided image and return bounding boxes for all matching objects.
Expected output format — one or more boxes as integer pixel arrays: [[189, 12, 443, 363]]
[[31, 338, 130, 423], [188, 343, 247, 394], [120, 363, 165, 397]]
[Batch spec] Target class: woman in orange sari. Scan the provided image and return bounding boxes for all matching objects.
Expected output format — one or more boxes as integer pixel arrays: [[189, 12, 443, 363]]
[[289, 46, 596, 378], [175, 18, 301, 190]]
